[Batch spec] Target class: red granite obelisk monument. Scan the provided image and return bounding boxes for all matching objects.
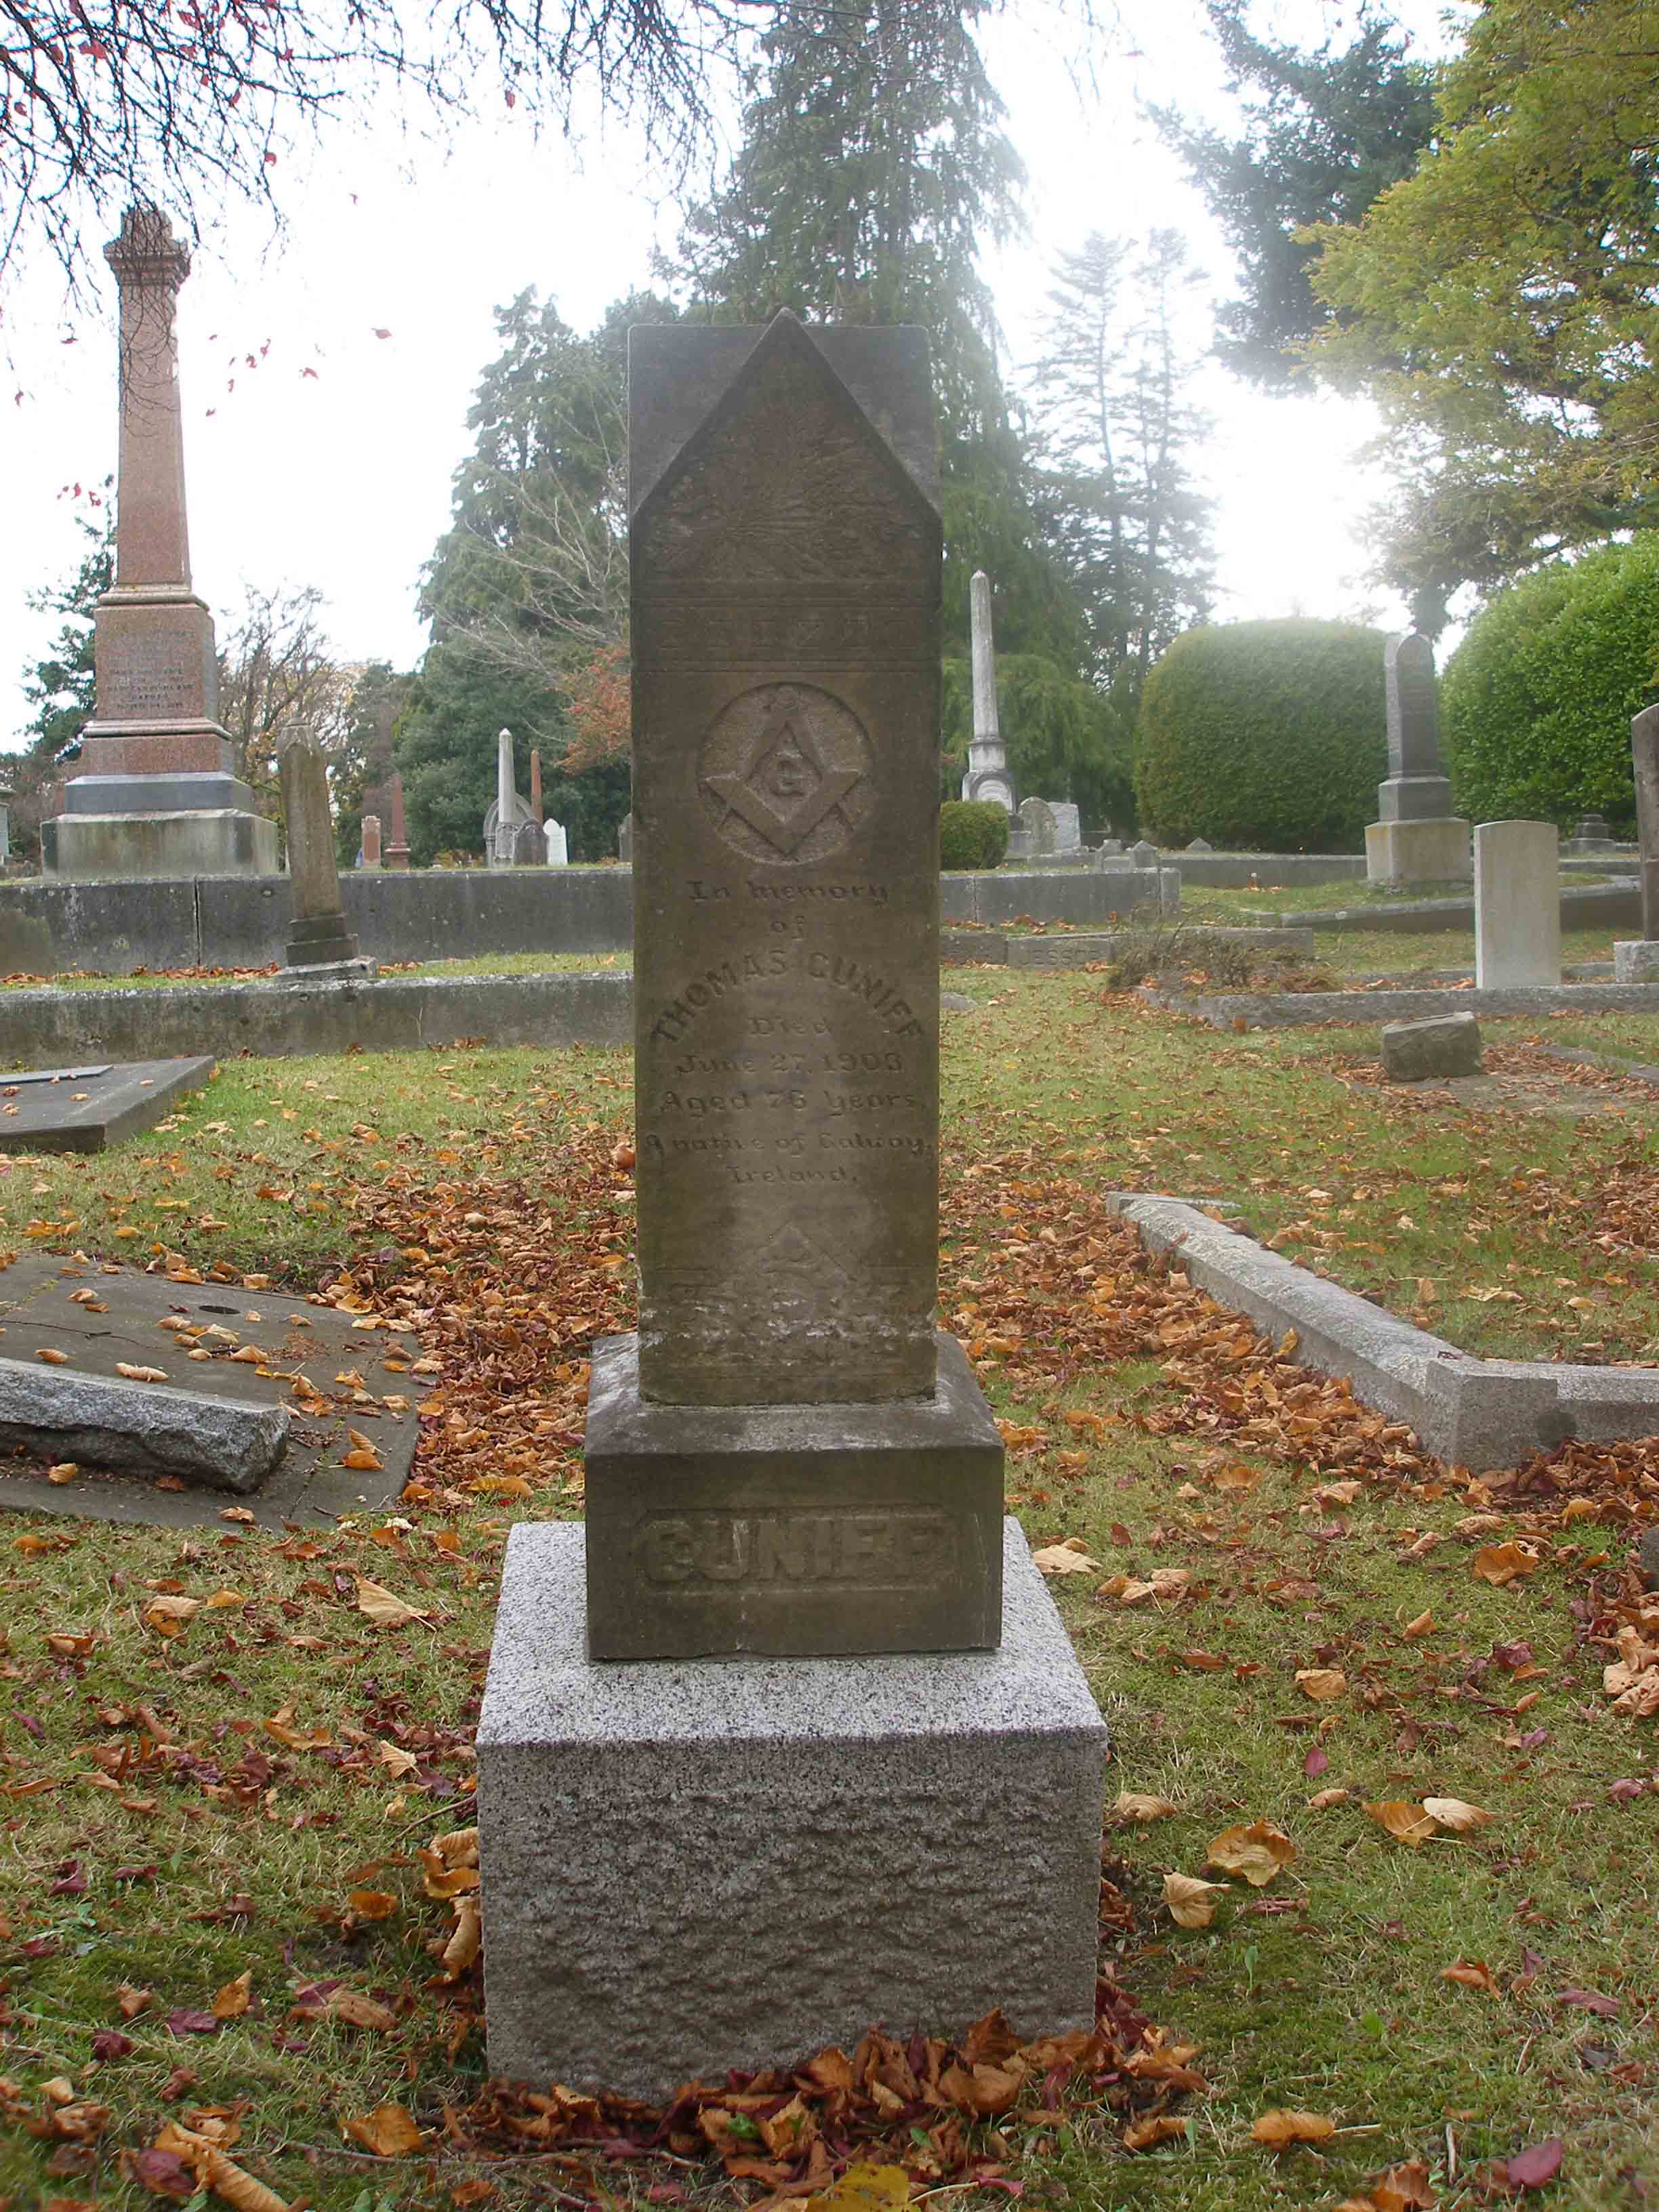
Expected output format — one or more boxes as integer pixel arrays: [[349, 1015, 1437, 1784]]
[[44, 207, 277, 879]]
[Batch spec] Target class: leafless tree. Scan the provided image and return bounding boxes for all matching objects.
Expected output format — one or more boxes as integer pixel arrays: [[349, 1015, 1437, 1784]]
[[216, 580, 352, 796], [0, 0, 760, 296]]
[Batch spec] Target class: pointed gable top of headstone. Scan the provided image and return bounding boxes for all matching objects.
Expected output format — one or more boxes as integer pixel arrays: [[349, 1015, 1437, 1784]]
[[630, 311, 941, 523]]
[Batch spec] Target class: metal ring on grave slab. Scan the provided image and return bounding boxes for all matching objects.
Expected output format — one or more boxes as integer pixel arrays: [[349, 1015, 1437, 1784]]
[[696, 681, 874, 866]]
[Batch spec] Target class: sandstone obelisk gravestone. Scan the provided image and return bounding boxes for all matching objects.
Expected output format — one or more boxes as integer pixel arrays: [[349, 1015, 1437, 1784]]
[[1614, 704, 1659, 980], [960, 569, 1016, 815], [478, 314, 1107, 2102], [384, 771, 411, 872], [360, 815, 382, 869], [44, 208, 276, 881], [1365, 632, 1470, 886], [279, 736, 372, 979]]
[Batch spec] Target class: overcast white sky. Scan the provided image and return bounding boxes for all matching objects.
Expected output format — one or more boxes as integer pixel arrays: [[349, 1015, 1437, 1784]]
[[0, 0, 1458, 745]]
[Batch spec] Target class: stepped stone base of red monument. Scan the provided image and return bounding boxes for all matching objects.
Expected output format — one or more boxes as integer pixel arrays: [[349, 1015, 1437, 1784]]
[[79, 729, 239, 777], [43, 808, 279, 880]]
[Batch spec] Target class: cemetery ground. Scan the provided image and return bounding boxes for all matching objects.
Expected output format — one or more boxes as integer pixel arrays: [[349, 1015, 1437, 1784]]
[[1, 974, 1656, 2211]]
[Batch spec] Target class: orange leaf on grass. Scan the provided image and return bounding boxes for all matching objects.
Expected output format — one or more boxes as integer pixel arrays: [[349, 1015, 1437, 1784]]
[[1364, 1799, 1437, 1847], [1441, 1960, 1501, 1996], [211, 1970, 252, 2019], [1295, 1668, 1347, 1700], [1163, 1872, 1225, 1927], [1114, 1792, 1179, 1821], [1470, 1542, 1541, 1586], [342, 2102, 425, 2157], [1124, 2113, 1190, 2150], [1252, 2110, 1336, 2147], [1422, 1796, 1494, 1834], [354, 1578, 428, 1628], [1207, 1819, 1296, 1886]]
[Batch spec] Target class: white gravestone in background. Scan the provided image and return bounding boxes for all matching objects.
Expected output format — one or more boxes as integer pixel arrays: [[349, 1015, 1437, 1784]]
[[544, 819, 569, 867]]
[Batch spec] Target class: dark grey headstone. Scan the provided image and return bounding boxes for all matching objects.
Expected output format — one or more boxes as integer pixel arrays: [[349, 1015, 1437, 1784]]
[[283, 741, 360, 969], [1385, 632, 1441, 779], [513, 819, 546, 867], [630, 311, 941, 1408], [1633, 705, 1659, 939]]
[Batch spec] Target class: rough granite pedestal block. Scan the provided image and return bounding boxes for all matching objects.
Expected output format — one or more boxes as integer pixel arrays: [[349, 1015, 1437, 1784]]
[[584, 1329, 1004, 1658], [1614, 940, 1659, 982], [1365, 817, 1471, 886], [478, 1518, 1107, 2103], [43, 808, 279, 880]]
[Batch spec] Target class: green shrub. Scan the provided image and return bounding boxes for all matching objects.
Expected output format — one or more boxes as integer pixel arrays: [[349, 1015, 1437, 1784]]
[[1134, 619, 1388, 851], [1441, 537, 1659, 828], [939, 799, 1010, 870]]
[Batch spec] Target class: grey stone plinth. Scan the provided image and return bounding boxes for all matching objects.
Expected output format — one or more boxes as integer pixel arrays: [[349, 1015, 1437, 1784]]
[[478, 1517, 1107, 2102], [275, 957, 378, 985], [285, 912, 361, 970], [1614, 939, 1659, 982], [1366, 816, 1471, 884], [583, 1330, 1003, 1658], [1380, 1011, 1483, 1081], [0, 1355, 288, 1490], [64, 773, 260, 817], [43, 809, 279, 880], [1376, 774, 1456, 824]]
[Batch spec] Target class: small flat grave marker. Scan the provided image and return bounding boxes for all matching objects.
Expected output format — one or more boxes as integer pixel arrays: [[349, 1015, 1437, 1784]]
[[0, 1256, 432, 1528], [0, 1057, 214, 1153]]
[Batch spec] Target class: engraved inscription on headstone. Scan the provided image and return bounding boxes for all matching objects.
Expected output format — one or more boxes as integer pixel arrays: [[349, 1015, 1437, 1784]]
[[102, 632, 203, 721]]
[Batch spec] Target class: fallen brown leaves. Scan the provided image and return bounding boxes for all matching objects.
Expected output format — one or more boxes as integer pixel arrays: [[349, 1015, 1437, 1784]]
[[452, 1978, 1204, 2199]]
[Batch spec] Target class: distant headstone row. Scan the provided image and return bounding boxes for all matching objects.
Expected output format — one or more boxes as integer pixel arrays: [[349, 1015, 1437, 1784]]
[[483, 728, 567, 865]]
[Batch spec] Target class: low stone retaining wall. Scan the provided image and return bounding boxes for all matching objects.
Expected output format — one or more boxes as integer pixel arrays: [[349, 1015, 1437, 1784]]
[[1112, 1193, 1659, 1471], [0, 971, 632, 1065], [1144, 850, 1368, 889], [1005, 926, 1313, 971], [0, 867, 1183, 976], [1147, 979, 1659, 1031], [1239, 880, 1641, 935], [939, 869, 1179, 924]]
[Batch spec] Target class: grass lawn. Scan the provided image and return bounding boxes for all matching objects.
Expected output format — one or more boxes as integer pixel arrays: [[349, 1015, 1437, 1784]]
[[1, 977, 1656, 2209]]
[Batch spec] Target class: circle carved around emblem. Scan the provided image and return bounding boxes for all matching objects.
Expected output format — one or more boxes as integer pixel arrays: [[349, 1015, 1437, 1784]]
[[697, 682, 873, 865]]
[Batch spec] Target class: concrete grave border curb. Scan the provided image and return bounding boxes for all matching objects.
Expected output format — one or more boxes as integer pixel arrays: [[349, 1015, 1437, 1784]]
[[1141, 979, 1659, 1031], [0, 970, 632, 1066], [1109, 1192, 1659, 1472]]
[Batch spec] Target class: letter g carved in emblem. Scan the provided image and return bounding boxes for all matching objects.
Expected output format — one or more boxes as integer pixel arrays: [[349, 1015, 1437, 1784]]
[[697, 682, 873, 865]]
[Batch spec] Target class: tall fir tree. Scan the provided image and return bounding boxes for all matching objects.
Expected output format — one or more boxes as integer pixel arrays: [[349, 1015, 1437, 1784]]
[[1027, 230, 1216, 714], [1151, 1, 1436, 388], [19, 514, 112, 758], [399, 287, 677, 861], [667, 0, 1118, 814], [670, 0, 1084, 660]]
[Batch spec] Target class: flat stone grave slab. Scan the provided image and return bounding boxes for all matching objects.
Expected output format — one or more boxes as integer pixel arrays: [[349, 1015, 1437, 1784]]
[[0, 1057, 214, 1153], [0, 1254, 429, 1528]]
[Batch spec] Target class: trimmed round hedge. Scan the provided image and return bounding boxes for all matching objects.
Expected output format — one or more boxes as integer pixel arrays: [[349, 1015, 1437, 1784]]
[[939, 798, 1010, 870], [1441, 536, 1659, 830], [1134, 618, 1388, 852]]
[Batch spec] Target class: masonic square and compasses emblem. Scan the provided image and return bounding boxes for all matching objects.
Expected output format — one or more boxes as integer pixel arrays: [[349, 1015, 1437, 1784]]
[[697, 682, 873, 865]]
